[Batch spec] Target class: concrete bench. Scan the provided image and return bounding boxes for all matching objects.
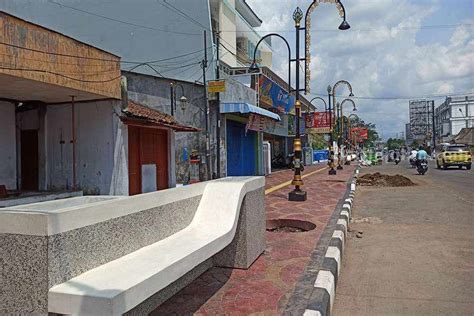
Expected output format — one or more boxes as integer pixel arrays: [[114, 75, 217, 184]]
[[47, 178, 264, 315]]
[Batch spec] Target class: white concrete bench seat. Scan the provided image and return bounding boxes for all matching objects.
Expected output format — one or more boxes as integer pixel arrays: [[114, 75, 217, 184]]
[[48, 177, 263, 316]]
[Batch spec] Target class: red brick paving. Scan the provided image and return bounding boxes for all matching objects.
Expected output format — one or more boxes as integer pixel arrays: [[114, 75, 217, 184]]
[[152, 164, 355, 315]]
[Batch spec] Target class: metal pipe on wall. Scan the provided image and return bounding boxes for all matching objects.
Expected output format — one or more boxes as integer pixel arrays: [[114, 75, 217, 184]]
[[71, 96, 77, 191]]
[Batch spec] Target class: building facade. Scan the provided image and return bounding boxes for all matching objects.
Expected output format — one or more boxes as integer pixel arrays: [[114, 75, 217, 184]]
[[435, 95, 474, 143], [409, 99, 435, 146]]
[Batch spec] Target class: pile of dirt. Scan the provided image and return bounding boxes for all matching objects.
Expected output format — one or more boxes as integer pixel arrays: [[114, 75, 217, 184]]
[[357, 172, 415, 187]]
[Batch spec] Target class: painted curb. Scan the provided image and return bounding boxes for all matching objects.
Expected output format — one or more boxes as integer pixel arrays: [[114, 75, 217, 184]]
[[303, 164, 360, 316]]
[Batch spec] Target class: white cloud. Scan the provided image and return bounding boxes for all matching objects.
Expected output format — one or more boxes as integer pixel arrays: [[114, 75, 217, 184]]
[[247, 0, 474, 138]]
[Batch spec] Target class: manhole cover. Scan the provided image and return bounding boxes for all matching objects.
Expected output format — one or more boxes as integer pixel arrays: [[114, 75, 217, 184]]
[[266, 219, 316, 233]]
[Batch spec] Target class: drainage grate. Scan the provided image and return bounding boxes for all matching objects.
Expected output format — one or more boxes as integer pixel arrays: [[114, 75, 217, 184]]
[[266, 219, 316, 233]]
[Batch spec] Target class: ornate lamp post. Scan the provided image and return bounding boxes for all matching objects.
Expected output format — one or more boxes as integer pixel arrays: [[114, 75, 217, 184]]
[[250, 1, 350, 201], [337, 98, 356, 167], [309, 96, 327, 111], [328, 80, 353, 172], [289, 2, 350, 201]]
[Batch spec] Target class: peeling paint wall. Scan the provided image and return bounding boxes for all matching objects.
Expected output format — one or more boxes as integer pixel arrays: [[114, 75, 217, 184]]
[[45, 101, 128, 195], [0, 101, 16, 189]]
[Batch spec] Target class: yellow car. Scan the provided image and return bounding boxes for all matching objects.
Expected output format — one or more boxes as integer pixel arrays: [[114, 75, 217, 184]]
[[436, 144, 472, 170]]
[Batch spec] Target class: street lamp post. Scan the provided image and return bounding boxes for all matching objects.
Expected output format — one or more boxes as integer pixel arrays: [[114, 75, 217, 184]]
[[327, 85, 337, 175], [250, 0, 350, 201], [338, 98, 357, 166], [309, 96, 327, 112], [170, 82, 188, 116], [329, 80, 353, 171]]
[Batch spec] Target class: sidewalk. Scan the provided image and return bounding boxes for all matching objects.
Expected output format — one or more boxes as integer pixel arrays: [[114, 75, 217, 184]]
[[152, 164, 355, 315]]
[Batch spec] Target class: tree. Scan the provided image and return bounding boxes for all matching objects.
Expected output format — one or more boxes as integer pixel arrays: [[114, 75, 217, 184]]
[[386, 138, 405, 150], [308, 130, 327, 149]]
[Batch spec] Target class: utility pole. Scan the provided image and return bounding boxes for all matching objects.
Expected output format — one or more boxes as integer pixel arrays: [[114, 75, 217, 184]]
[[215, 29, 221, 178], [202, 30, 211, 181], [431, 100, 436, 149]]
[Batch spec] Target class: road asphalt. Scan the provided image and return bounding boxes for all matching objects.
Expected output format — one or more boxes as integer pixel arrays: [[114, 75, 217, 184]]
[[332, 159, 474, 316]]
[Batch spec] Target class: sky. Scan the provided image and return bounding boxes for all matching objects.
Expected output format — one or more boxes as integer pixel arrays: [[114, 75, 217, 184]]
[[247, 0, 474, 139]]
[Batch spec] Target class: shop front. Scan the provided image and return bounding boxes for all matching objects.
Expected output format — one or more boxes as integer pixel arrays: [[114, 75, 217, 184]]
[[220, 102, 280, 176]]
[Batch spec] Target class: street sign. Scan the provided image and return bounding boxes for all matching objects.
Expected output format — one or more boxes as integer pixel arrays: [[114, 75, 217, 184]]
[[207, 80, 226, 93]]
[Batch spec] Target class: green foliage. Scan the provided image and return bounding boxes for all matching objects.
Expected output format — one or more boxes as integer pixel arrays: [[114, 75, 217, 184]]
[[349, 116, 379, 147], [386, 138, 405, 150], [308, 130, 327, 149]]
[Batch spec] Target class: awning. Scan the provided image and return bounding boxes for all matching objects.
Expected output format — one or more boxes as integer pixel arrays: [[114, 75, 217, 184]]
[[220, 102, 281, 121], [121, 101, 200, 132]]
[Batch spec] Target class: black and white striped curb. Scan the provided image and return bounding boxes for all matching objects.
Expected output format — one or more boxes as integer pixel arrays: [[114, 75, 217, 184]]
[[303, 166, 360, 316]]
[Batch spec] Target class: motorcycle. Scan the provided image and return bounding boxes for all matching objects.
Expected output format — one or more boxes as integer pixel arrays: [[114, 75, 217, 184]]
[[409, 157, 417, 168], [416, 159, 428, 175], [394, 157, 400, 165]]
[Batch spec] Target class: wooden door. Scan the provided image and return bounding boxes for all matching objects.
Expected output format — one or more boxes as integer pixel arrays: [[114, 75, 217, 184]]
[[128, 126, 169, 195], [140, 128, 168, 190], [128, 126, 141, 195], [21, 130, 39, 190]]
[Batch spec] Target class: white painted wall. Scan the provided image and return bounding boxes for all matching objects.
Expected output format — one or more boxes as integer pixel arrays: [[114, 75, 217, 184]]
[[0, 101, 17, 189], [46, 101, 128, 195]]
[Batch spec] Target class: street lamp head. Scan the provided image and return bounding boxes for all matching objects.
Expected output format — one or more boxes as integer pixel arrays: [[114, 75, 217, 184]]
[[249, 61, 260, 73], [349, 92, 354, 97], [327, 85, 332, 93], [179, 95, 188, 112], [293, 7, 303, 27], [338, 19, 351, 30]]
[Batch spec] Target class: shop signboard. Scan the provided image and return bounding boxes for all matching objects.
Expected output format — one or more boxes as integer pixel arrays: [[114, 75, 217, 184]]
[[351, 127, 369, 142], [258, 75, 295, 113], [304, 111, 331, 133], [207, 80, 226, 93]]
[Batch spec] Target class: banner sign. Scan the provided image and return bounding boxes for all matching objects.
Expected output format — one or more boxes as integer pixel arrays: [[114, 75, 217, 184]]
[[351, 127, 369, 141], [258, 75, 295, 113], [207, 80, 226, 93], [304, 111, 331, 133], [246, 113, 265, 132]]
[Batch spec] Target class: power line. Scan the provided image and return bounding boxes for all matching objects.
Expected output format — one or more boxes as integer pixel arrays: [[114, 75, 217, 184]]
[[0, 66, 124, 83], [0, 41, 212, 66], [219, 23, 473, 33], [48, 0, 201, 36], [308, 91, 474, 101]]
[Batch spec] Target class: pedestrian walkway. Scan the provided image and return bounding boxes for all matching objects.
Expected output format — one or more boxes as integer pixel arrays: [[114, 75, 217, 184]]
[[152, 164, 355, 315]]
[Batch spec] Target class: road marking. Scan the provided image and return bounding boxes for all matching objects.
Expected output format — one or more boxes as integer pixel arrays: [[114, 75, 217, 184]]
[[303, 310, 322, 316], [264, 167, 328, 195]]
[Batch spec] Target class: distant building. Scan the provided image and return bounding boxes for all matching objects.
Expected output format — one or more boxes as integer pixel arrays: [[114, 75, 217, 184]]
[[405, 123, 414, 145], [409, 99, 435, 145], [434, 95, 474, 143]]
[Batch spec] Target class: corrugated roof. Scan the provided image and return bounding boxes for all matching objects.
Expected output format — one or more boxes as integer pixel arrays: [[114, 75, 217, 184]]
[[122, 100, 200, 132]]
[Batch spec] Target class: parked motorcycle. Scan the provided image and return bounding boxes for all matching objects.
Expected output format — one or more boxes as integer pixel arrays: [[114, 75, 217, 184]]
[[416, 159, 428, 175]]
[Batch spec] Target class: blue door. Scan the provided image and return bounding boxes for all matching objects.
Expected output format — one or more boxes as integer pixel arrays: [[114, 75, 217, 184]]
[[226, 120, 257, 176]]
